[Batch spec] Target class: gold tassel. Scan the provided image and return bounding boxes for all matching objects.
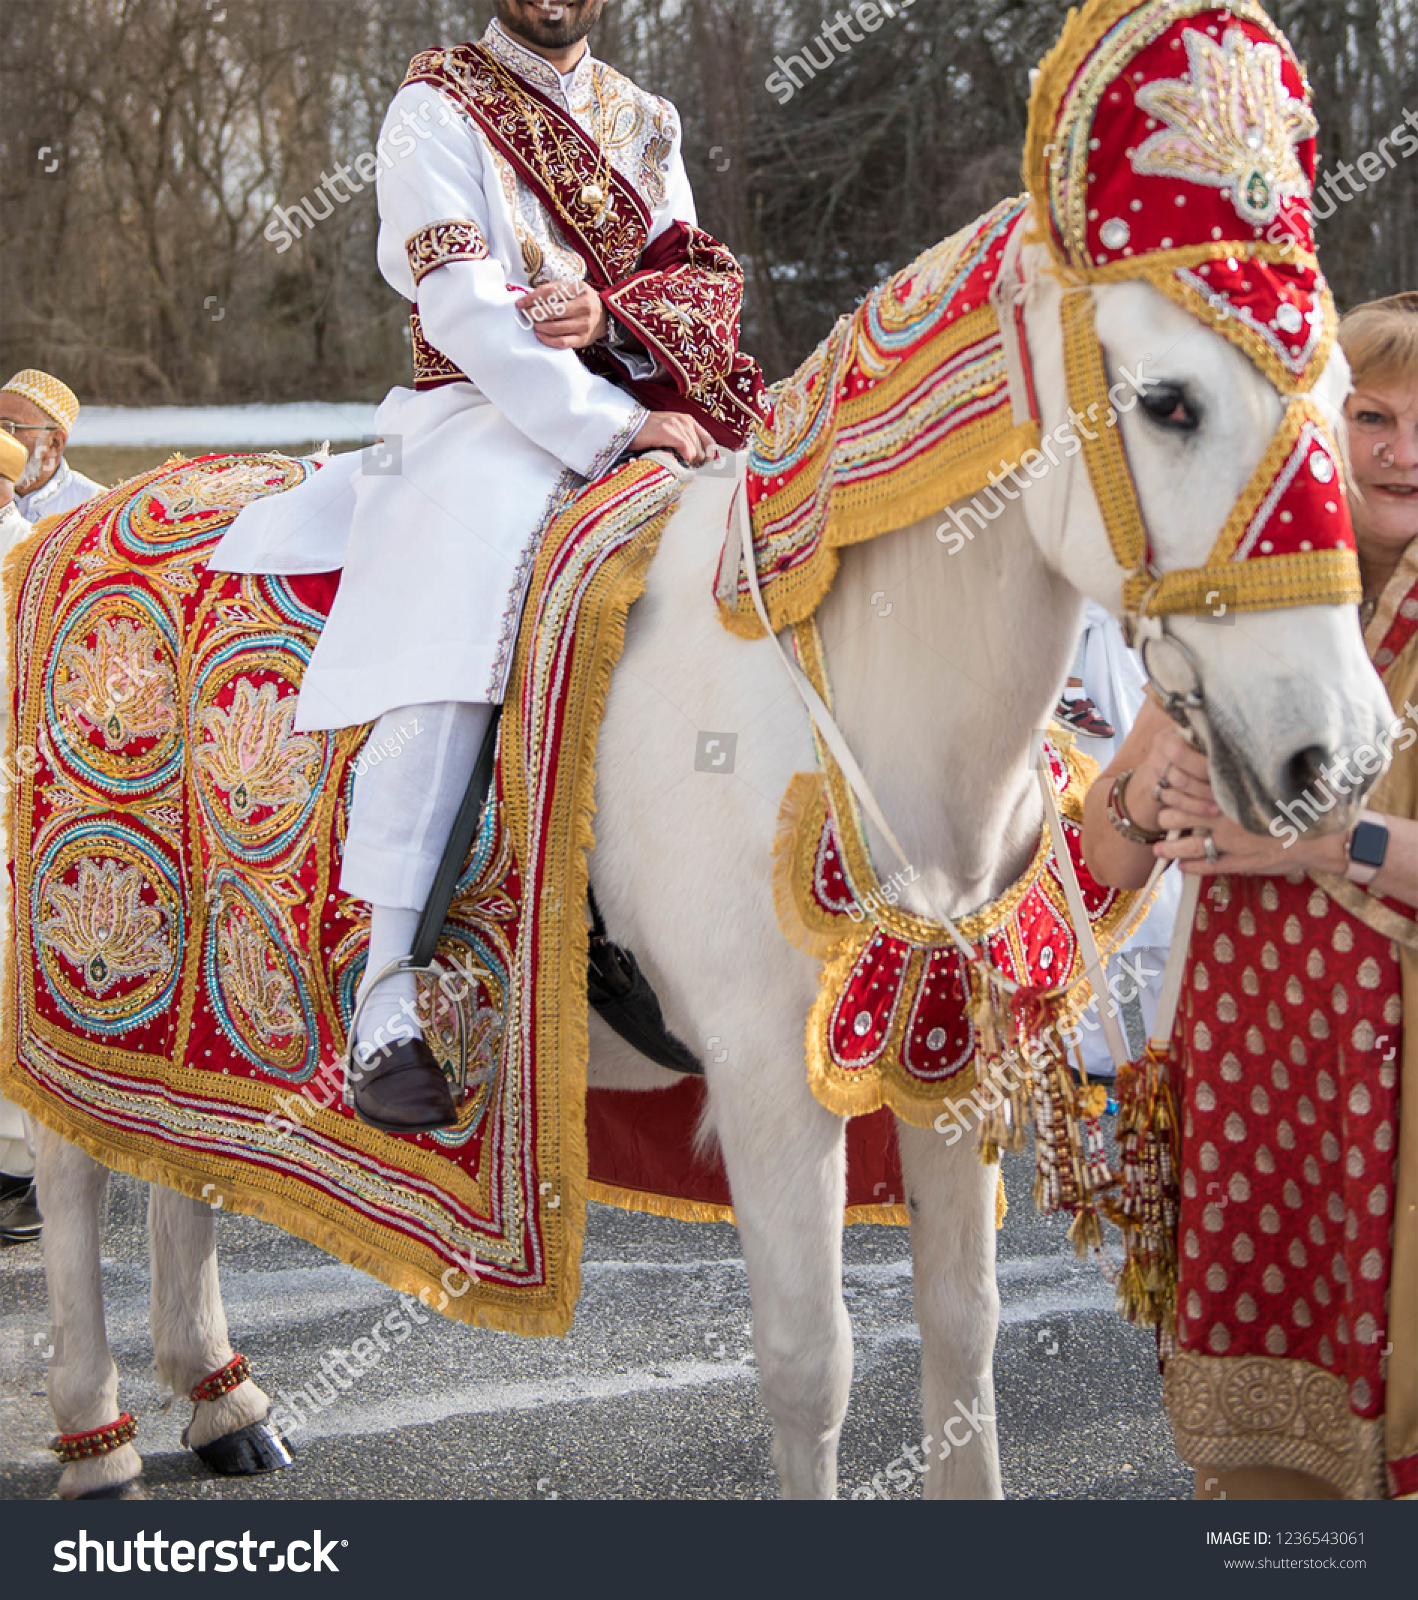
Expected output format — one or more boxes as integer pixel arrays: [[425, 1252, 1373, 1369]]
[[1104, 1041, 1180, 1338]]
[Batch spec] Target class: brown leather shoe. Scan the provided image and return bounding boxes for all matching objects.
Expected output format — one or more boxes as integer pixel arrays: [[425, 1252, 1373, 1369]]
[[350, 1038, 457, 1133]]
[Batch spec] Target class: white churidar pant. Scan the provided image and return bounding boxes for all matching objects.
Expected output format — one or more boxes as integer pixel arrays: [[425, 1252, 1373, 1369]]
[[340, 701, 493, 912]]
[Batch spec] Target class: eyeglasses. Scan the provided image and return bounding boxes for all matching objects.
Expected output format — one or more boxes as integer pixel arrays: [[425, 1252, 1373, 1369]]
[[0, 419, 59, 437]]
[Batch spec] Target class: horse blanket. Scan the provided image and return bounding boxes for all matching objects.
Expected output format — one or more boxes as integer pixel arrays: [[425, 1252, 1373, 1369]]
[[1, 451, 917, 1338]]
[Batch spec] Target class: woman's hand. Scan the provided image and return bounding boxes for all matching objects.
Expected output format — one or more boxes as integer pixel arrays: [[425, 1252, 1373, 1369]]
[[1124, 720, 1219, 838], [1154, 810, 1346, 878], [1082, 694, 1219, 889]]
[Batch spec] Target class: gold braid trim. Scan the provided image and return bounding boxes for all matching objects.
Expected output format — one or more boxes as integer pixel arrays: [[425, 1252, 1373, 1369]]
[[1060, 289, 1149, 580], [1062, 291, 1360, 616], [1127, 548, 1361, 618]]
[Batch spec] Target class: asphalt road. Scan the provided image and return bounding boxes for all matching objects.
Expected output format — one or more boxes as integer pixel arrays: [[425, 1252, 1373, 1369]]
[[0, 1143, 1190, 1501]]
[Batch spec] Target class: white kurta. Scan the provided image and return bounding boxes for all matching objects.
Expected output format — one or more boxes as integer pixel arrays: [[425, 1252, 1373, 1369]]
[[210, 20, 697, 732], [16, 459, 104, 523]]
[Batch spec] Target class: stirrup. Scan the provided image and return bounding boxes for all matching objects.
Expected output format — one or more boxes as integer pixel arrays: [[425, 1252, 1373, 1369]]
[[343, 954, 491, 1109]]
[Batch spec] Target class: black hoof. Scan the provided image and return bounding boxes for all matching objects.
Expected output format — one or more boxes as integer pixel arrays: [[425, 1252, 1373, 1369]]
[[192, 1416, 294, 1476], [74, 1479, 145, 1500]]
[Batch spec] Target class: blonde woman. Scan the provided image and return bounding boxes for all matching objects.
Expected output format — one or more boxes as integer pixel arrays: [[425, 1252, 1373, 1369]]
[[1082, 293, 1418, 1500]]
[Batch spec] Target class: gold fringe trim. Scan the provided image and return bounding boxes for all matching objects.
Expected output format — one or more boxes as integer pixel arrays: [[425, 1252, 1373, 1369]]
[[721, 405, 1039, 638], [486, 469, 681, 1333], [771, 772, 853, 959], [588, 1179, 736, 1225], [587, 1178, 915, 1230], [0, 1070, 583, 1336]]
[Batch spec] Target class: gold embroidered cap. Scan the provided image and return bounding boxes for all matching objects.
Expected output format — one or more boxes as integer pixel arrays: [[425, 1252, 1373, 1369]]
[[2, 369, 80, 433]]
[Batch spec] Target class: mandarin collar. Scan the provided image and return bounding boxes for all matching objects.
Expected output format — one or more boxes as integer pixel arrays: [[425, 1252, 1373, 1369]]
[[482, 17, 594, 106], [18, 457, 70, 516]]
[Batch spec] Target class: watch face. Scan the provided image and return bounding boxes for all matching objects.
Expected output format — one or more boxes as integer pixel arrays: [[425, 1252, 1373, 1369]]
[[1349, 819, 1388, 870]]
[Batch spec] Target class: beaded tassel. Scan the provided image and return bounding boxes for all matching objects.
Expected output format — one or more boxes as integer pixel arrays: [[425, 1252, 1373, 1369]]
[[1105, 1041, 1180, 1344], [973, 976, 1028, 1162]]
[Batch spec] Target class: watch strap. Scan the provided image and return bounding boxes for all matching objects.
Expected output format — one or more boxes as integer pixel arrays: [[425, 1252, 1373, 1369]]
[[1345, 809, 1389, 887]]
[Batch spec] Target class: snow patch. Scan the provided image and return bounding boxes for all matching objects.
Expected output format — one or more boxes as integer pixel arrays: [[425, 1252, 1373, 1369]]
[[70, 402, 380, 449]]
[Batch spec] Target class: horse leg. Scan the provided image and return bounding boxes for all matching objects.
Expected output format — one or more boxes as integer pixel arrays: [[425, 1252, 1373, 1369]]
[[34, 1123, 143, 1498], [896, 1121, 1003, 1499], [709, 1059, 853, 1499], [149, 1184, 290, 1473]]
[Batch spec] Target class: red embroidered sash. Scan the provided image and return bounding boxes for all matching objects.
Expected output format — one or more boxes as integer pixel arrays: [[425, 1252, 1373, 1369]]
[[400, 45, 769, 448]]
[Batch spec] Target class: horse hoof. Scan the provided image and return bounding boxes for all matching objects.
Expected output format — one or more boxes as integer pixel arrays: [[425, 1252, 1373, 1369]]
[[74, 1479, 145, 1500], [192, 1416, 294, 1476]]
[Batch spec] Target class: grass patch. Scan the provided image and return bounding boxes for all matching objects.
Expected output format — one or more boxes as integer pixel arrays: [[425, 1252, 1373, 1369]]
[[67, 441, 348, 491]]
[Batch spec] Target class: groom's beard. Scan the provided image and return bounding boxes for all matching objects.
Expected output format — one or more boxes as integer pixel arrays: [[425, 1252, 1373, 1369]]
[[494, 1, 606, 51]]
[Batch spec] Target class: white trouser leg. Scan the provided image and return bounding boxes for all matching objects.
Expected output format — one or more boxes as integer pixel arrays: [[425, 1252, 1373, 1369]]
[[343, 702, 491, 1053], [341, 701, 492, 911]]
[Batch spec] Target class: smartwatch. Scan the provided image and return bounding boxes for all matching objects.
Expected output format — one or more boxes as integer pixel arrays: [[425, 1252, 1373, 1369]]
[[1345, 811, 1389, 887]]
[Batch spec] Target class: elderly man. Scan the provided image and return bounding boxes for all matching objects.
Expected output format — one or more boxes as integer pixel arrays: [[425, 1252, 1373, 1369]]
[[0, 428, 40, 1241], [0, 369, 104, 524]]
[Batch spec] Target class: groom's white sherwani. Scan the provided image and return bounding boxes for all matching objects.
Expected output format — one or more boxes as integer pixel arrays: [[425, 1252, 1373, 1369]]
[[211, 19, 711, 731]]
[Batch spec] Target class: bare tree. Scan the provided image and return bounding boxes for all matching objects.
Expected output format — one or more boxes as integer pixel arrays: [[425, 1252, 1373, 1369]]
[[3, 0, 1411, 403]]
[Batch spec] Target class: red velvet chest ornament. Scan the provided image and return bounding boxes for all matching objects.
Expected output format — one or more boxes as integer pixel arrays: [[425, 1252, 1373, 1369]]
[[774, 730, 1138, 1128]]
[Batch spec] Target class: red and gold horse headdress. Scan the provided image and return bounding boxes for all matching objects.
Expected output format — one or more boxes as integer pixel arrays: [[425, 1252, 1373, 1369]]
[[1023, 0, 1360, 620]]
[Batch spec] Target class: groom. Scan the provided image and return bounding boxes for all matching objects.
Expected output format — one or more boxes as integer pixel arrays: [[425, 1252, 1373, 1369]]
[[210, 1, 767, 1132]]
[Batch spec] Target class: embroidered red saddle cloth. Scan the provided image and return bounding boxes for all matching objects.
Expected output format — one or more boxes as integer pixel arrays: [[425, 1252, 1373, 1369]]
[[2, 451, 909, 1338]]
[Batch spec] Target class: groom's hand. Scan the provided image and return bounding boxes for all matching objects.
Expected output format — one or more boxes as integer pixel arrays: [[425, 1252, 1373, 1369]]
[[516, 280, 609, 349], [631, 411, 718, 467]]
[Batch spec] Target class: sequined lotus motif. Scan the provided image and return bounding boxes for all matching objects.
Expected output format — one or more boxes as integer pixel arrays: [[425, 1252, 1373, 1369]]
[[197, 678, 322, 821], [56, 618, 177, 750], [1132, 27, 1317, 225], [216, 908, 304, 1046], [146, 459, 283, 521], [40, 856, 172, 997]]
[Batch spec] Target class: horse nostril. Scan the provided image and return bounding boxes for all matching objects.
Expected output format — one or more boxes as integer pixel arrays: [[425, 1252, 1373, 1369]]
[[1282, 744, 1330, 801]]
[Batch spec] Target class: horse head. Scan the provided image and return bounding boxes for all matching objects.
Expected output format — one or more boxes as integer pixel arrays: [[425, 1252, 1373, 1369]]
[[1013, 0, 1392, 834]]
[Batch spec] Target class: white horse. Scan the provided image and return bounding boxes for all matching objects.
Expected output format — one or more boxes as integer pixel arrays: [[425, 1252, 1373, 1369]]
[[33, 243, 1390, 1498]]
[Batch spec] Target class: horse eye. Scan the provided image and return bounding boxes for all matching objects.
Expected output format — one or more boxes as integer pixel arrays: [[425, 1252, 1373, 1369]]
[[1139, 383, 1200, 432]]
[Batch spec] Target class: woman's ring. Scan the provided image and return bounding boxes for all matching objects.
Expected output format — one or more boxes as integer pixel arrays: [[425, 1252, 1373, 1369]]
[[1203, 833, 1220, 864], [1154, 764, 1171, 802]]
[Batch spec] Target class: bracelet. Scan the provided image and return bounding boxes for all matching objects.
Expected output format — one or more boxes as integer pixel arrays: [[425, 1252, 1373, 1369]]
[[1106, 769, 1166, 846]]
